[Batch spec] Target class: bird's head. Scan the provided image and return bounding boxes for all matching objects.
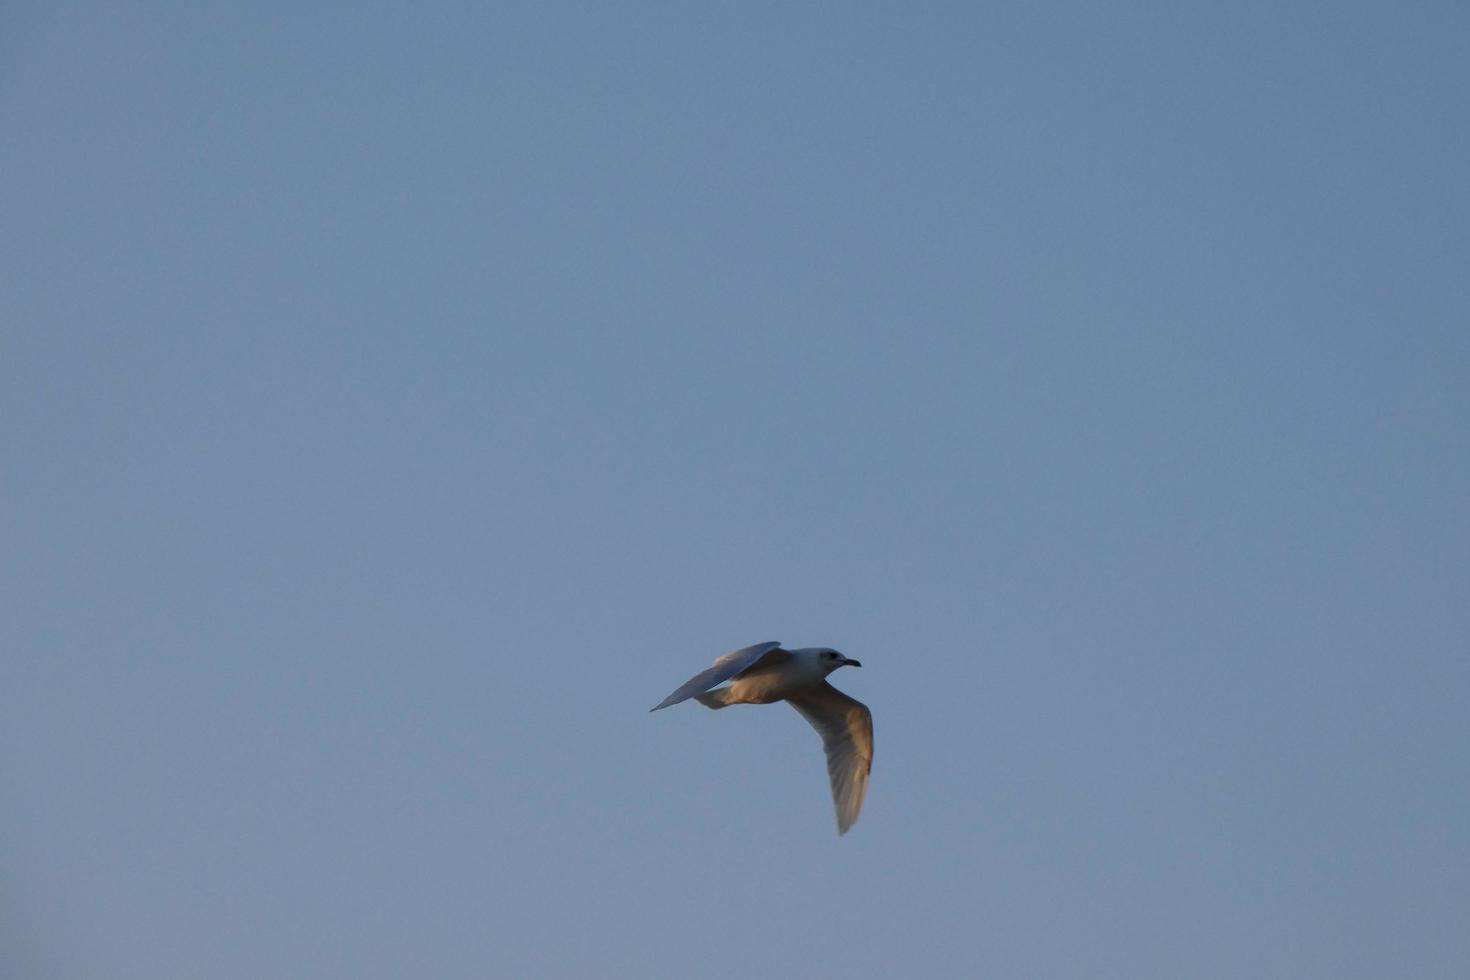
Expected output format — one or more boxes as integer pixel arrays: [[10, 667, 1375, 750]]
[[793, 647, 862, 674]]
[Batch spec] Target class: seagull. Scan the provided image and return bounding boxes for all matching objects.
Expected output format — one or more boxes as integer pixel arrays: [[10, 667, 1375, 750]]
[[651, 641, 874, 835]]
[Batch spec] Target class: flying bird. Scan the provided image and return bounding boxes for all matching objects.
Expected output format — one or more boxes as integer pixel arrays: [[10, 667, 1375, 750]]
[[651, 642, 873, 835]]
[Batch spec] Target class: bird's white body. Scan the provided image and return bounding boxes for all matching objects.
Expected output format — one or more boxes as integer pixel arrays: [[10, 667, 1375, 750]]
[[651, 642, 874, 835], [714, 647, 834, 705]]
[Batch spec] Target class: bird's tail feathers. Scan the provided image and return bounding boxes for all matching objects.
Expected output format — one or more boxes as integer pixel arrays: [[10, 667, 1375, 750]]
[[694, 688, 735, 709]]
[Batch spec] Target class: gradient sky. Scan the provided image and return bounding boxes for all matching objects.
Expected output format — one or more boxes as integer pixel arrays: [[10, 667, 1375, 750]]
[[3, 3, 1468, 978]]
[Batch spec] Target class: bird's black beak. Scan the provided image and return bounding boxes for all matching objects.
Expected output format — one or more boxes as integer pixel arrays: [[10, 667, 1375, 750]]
[[844, 658, 862, 668]]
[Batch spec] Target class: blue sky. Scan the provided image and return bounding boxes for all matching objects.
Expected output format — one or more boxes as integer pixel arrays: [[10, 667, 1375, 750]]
[[3, 3, 1467, 977]]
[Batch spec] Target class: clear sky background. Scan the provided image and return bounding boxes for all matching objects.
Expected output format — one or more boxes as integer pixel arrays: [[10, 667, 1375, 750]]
[[3, 3, 1467, 978]]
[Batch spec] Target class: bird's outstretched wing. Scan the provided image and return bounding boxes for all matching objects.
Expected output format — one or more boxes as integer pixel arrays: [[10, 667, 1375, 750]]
[[649, 642, 783, 712], [786, 682, 874, 835]]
